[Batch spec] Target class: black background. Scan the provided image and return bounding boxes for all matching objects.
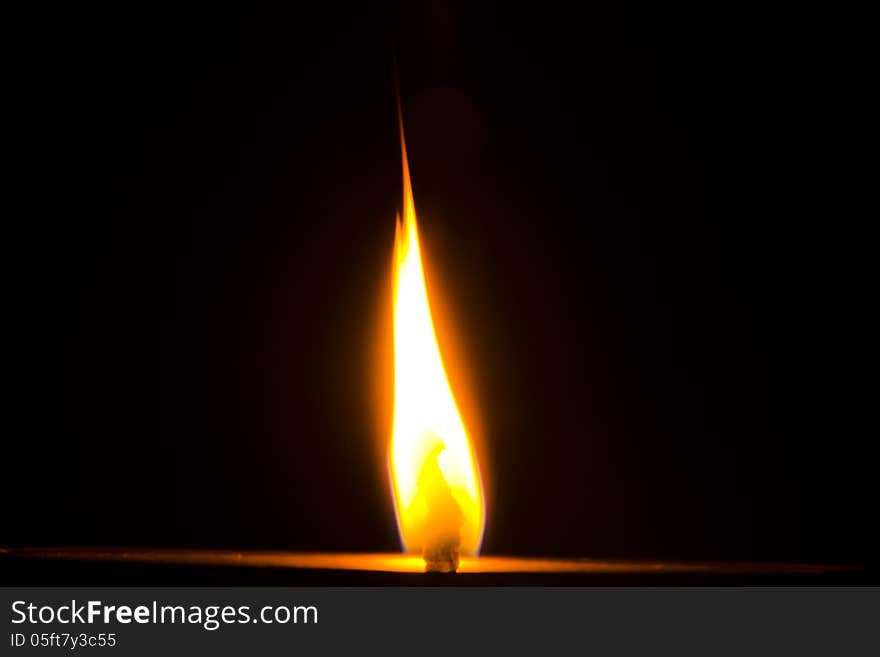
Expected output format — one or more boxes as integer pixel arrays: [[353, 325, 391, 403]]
[[6, 3, 868, 568]]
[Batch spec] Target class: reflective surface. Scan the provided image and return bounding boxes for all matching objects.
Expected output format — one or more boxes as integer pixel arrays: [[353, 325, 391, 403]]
[[2, 548, 860, 575]]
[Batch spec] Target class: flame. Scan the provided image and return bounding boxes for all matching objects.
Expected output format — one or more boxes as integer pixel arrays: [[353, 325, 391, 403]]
[[389, 114, 485, 567]]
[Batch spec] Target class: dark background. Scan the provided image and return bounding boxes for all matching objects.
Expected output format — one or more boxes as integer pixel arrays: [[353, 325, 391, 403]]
[[6, 3, 867, 569]]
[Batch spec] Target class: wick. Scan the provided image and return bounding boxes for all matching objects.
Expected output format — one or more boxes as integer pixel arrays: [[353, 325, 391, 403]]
[[416, 443, 464, 573]]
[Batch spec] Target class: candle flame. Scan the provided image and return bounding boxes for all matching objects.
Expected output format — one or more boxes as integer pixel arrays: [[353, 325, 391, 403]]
[[389, 112, 485, 570]]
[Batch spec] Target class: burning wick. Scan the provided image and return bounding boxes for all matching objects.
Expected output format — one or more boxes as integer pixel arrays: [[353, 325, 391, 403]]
[[417, 443, 464, 573], [388, 98, 485, 573]]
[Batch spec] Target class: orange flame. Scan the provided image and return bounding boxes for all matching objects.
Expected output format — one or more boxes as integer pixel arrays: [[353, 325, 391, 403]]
[[388, 112, 485, 566]]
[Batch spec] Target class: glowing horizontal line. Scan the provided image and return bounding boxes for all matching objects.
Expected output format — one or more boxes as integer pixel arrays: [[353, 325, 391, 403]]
[[2, 548, 861, 574]]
